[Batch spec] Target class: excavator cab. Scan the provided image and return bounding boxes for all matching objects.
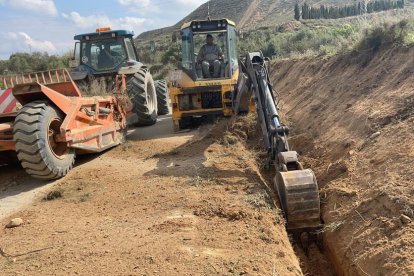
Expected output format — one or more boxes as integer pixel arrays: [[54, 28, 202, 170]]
[[169, 19, 239, 130], [181, 20, 239, 80]]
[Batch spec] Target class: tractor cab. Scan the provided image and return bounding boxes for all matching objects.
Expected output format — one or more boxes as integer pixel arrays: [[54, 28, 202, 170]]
[[70, 27, 141, 79], [180, 19, 238, 81]]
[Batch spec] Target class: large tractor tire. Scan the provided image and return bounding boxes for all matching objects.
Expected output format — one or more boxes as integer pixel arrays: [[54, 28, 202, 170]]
[[155, 80, 170, 115], [13, 101, 75, 180], [126, 69, 158, 126]]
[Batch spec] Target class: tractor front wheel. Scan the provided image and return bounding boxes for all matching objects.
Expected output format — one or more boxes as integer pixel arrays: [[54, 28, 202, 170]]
[[13, 101, 75, 180], [126, 69, 158, 126]]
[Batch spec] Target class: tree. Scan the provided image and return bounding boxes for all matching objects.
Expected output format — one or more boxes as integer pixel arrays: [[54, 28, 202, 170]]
[[0, 52, 70, 75], [300, 0, 403, 21], [302, 3, 309, 19], [294, 3, 301, 21]]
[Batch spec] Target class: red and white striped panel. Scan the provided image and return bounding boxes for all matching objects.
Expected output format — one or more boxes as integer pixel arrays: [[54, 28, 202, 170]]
[[0, 89, 17, 114]]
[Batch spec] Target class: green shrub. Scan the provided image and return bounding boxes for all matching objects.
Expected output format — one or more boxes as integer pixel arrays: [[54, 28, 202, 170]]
[[357, 20, 413, 53]]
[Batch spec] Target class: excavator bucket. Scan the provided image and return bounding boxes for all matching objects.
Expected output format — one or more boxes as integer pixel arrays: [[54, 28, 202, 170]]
[[274, 169, 321, 230]]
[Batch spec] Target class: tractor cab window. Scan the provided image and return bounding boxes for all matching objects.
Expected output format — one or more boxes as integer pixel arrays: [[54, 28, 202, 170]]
[[181, 29, 193, 71], [73, 42, 80, 64], [124, 38, 137, 60], [81, 38, 127, 71], [193, 31, 228, 80], [228, 28, 239, 75]]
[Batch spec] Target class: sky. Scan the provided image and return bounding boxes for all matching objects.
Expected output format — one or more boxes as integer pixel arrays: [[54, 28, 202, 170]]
[[0, 0, 207, 59]]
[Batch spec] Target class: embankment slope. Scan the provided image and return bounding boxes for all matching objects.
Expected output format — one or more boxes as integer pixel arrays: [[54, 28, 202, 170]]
[[272, 46, 414, 275]]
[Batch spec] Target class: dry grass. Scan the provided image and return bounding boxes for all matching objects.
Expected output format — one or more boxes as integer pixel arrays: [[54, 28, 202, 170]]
[[245, 191, 272, 209], [316, 220, 346, 233], [78, 78, 112, 96], [150, 148, 180, 159], [78, 77, 132, 110], [44, 190, 63, 201], [185, 173, 219, 187]]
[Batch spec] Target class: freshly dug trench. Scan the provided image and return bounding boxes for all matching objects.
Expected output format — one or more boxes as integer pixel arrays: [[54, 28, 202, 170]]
[[227, 114, 336, 276]]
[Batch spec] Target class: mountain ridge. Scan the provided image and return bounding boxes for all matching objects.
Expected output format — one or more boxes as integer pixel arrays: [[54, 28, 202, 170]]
[[137, 0, 375, 40]]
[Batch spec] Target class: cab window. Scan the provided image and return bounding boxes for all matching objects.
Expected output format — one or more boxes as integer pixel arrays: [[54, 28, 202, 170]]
[[124, 38, 137, 60], [81, 38, 127, 71], [181, 29, 193, 70]]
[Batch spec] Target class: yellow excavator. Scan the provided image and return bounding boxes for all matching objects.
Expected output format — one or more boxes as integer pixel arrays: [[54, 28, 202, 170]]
[[169, 19, 249, 130], [169, 18, 321, 231]]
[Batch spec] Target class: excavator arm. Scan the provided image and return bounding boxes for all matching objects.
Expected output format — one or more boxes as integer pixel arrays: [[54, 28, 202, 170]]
[[235, 52, 321, 230]]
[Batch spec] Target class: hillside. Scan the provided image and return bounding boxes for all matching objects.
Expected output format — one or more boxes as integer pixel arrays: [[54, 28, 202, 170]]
[[137, 0, 251, 40], [137, 0, 414, 40]]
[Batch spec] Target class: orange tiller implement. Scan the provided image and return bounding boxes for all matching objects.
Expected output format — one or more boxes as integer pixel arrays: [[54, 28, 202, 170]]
[[0, 69, 127, 179]]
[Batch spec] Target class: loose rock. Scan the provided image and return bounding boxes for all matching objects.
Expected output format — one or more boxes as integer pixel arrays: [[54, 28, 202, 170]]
[[6, 218, 24, 228], [370, 131, 381, 140], [400, 214, 412, 224]]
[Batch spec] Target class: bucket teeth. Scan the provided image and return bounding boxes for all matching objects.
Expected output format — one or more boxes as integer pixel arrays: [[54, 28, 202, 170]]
[[274, 169, 322, 230]]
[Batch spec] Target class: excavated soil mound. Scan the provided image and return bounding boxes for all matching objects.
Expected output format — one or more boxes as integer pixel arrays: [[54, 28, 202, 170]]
[[272, 46, 414, 275]]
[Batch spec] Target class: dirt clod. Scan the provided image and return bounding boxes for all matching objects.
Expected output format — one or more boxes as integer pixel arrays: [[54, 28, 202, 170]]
[[44, 190, 63, 201], [6, 218, 23, 228]]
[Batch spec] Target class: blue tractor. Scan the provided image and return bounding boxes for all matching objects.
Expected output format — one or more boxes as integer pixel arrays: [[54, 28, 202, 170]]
[[70, 27, 169, 126]]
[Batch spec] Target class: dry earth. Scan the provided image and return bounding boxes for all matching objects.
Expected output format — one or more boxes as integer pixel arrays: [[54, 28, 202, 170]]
[[0, 115, 309, 275]]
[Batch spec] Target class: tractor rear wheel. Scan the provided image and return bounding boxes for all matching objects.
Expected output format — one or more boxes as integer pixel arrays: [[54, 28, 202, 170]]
[[155, 79, 169, 115], [126, 69, 158, 126], [13, 101, 75, 180]]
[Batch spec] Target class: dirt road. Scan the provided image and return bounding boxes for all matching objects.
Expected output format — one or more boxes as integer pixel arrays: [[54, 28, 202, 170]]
[[0, 115, 307, 275], [0, 115, 184, 222]]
